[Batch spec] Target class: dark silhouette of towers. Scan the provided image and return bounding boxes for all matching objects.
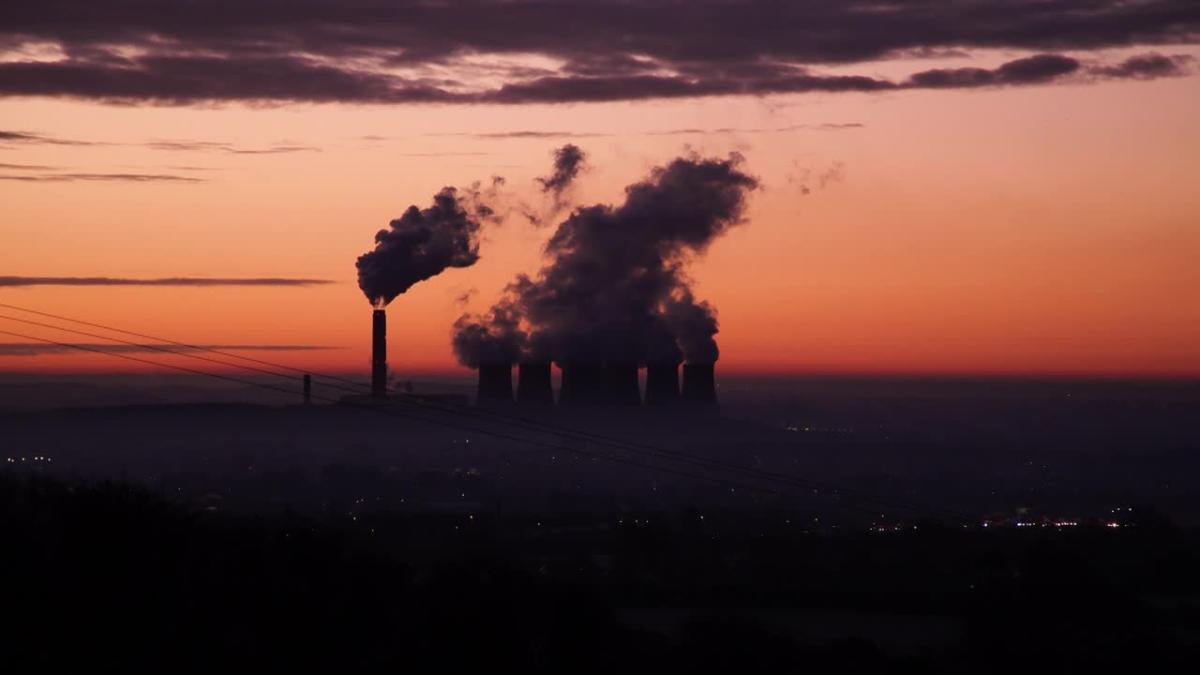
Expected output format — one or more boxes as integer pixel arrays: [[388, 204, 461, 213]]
[[476, 360, 716, 409], [559, 364, 606, 406], [645, 363, 681, 406], [606, 364, 641, 406], [477, 363, 514, 404], [556, 363, 644, 406], [371, 309, 387, 398], [517, 362, 554, 405], [682, 363, 717, 406]]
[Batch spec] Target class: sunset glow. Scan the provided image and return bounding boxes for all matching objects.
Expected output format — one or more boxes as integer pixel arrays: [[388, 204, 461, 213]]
[[2, 3, 1198, 378]]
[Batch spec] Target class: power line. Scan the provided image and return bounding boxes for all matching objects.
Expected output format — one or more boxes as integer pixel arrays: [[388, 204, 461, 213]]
[[0, 304, 965, 519], [0, 313, 373, 397], [0, 311, 742, 475], [0, 301, 372, 390], [0, 327, 848, 511]]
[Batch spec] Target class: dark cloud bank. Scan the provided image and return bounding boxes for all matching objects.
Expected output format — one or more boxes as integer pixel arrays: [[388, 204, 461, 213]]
[[453, 146, 756, 369], [0, 1, 1194, 104]]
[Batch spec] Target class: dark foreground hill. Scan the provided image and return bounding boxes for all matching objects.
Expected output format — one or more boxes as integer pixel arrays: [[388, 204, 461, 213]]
[[2, 473, 1199, 673]]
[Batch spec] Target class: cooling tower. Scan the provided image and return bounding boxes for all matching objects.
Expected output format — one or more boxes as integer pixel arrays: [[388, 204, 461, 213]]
[[644, 363, 681, 406], [517, 362, 554, 406], [371, 309, 387, 398], [606, 363, 641, 406], [477, 363, 514, 405], [681, 363, 717, 405], [560, 363, 607, 406]]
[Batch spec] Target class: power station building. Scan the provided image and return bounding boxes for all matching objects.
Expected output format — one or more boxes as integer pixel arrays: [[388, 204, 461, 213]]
[[370, 309, 718, 408], [477, 360, 717, 408]]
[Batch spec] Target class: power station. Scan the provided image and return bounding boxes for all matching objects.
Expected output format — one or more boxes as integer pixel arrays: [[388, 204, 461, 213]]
[[354, 148, 748, 415], [482, 361, 717, 408], [368, 311, 717, 409], [480, 358, 716, 408]]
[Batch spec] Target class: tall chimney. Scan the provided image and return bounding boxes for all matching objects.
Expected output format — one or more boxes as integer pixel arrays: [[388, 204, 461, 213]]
[[517, 362, 554, 406], [645, 363, 680, 406], [681, 363, 717, 406], [606, 363, 641, 405], [477, 363, 514, 405], [371, 309, 387, 398]]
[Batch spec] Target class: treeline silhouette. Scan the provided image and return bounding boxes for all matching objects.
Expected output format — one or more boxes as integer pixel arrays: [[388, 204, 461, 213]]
[[2, 474, 1198, 673]]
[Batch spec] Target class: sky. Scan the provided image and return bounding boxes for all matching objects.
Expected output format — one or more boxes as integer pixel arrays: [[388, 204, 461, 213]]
[[1, 0, 1199, 378]]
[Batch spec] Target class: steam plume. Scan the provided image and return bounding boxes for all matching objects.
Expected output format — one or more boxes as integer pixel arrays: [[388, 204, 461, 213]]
[[537, 144, 586, 198], [356, 186, 489, 307], [663, 291, 720, 363], [451, 301, 525, 368], [520, 143, 588, 226], [453, 152, 757, 368]]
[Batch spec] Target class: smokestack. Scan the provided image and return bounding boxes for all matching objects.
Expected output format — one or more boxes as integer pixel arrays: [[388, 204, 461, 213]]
[[372, 309, 387, 398], [606, 363, 641, 406], [517, 362, 554, 406], [645, 363, 680, 406], [681, 363, 717, 406], [560, 363, 607, 406], [477, 363, 514, 405]]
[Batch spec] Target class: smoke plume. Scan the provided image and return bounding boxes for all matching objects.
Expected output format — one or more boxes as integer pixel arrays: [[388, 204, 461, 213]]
[[356, 186, 490, 307], [538, 143, 586, 197], [452, 151, 757, 368], [662, 291, 721, 363], [451, 300, 525, 368], [788, 160, 847, 195], [519, 143, 588, 226]]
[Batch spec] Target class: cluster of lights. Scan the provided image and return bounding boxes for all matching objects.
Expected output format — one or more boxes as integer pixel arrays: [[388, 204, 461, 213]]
[[784, 425, 855, 433], [1008, 520, 1081, 528], [980, 510, 1134, 530], [5, 456, 53, 463], [616, 518, 652, 526]]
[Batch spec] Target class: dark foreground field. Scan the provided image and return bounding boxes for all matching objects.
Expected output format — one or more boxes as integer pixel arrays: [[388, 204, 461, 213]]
[[3, 376, 1199, 671], [3, 473, 1199, 674]]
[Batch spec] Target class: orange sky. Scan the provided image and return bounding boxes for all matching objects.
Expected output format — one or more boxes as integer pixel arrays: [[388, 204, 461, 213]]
[[2, 53, 1199, 378]]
